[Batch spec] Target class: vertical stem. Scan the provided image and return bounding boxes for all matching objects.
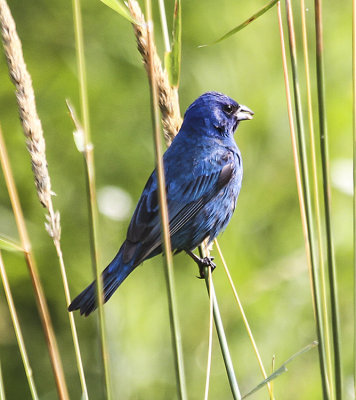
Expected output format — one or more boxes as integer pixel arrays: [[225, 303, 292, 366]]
[[278, 2, 330, 398], [144, 2, 187, 399], [271, 355, 276, 397], [0, 362, 5, 400], [0, 123, 87, 398], [314, 1, 342, 398], [72, 0, 91, 142], [0, 251, 39, 400], [52, 239, 88, 400], [203, 266, 214, 400], [0, 127, 69, 400], [158, 0, 171, 52], [214, 240, 274, 400], [300, 1, 334, 397], [71, 0, 111, 398], [353, 0, 356, 396], [202, 263, 241, 400]]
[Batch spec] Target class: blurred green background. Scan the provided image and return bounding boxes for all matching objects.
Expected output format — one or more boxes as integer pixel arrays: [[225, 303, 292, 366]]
[[0, 0, 353, 399]]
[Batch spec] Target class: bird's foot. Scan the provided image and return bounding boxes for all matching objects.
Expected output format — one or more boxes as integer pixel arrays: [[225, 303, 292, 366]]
[[196, 256, 216, 279], [185, 249, 216, 279]]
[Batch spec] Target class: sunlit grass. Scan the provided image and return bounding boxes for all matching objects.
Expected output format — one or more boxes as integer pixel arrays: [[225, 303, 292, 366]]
[[0, 0, 351, 398], [71, 0, 112, 397]]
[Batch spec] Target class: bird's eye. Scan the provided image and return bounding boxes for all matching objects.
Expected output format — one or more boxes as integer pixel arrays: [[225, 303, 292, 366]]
[[223, 104, 234, 115]]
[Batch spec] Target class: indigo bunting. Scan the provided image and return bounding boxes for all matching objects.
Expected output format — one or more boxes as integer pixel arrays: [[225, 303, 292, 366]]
[[69, 91, 253, 316]]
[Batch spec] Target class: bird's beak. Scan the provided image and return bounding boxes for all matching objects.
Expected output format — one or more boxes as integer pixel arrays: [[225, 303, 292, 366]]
[[235, 104, 254, 121]]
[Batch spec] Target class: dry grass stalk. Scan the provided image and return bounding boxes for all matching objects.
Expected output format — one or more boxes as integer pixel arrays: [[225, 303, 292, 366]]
[[128, 0, 182, 145], [0, 1, 88, 398], [0, 122, 69, 400], [0, 0, 61, 244], [0, 0, 53, 212]]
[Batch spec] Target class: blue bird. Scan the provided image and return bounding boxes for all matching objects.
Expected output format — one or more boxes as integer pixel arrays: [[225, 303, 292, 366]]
[[68, 91, 253, 316]]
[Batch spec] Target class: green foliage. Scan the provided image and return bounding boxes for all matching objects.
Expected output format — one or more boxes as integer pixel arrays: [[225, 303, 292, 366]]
[[0, 1, 352, 399], [242, 341, 318, 398], [165, 0, 181, 87], [201, 0, 279, 47], [0, 236, 22, 252], [98, 0, 134, 23]]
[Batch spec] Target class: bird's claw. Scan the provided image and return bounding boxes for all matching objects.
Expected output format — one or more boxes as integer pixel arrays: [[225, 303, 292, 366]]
[[196, 257, 216, 279]]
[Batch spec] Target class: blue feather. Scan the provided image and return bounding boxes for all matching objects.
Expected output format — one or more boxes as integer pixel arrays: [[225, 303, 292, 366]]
[[69, 91, 253, 316]]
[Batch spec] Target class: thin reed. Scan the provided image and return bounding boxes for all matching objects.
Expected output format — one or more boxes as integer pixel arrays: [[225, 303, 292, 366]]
[[203, 265, 214, 400], [199, 244, 241, 399], [71, 0, 112, 397], [314, 1, 342, 397], [280, 2, 330, 398], [353, 0, 356, 395], [144, 0, 187, 397], [204, 269, 241, 399], [214, 239, 273, 400], [0, 3, 69, 393], [300, 0, 334, 394], [0, 362, 5, 400], [0, 250, 39, 400], [0, 1, 88, 397], [0, 124, 68, 399]]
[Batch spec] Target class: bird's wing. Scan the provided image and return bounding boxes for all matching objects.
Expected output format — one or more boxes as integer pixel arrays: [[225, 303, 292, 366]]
[[168, 162, 234, 237], [124, 158, 235, 264]]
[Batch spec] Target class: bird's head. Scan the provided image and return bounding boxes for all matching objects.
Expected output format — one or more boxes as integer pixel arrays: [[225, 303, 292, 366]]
[[183, 91, 254, 137]]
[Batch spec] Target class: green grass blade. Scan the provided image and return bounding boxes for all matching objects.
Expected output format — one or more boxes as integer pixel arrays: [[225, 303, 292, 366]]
[[242, 342, 318, 399], [145, 1, 187, 398], [71, 0, 112, 398], [203, 266, 214, 400], [270, 355, 276, 397], [165, 0, 181, 87], [0, 235, 23, 252], [0, 361, 5, 400], [0, 251, 39, 400], [278, 2, 330, 397], [199, 244, 241, 400], [203, 265, 241, 400], [314, 1, 342, 398], [300, 0, 334, 397], [99, 0, 135, 22], [353, 0, 356, 395], [158, 0, 171, 52], [214, 239, 273, 400], [0, 124, 68, 399], [200, 0, 278, 47]]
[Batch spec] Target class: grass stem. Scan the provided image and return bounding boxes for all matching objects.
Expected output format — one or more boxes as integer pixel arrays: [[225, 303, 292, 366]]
[[214, 239, 274, 400], [0, 125, 69, 400], [271, 355, 276, 397], [278, 2, 330, 398], [202, 263, 241, 400], [0, 251, 39, 400], [0, 362, 5, 400], [52, 240, 89, 399], [144, 2, 187, 398], [158, 0, 171, 53], [314, 1, 342, 398], [300, 1, 334, 397], [199, 244, 241, 400], [353, 0, 356, 395], [71, 0, 112, 398], [203, 266, 214, 400]]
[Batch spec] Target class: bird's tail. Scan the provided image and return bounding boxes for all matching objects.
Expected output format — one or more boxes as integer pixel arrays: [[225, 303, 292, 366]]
[[68, 250, 134, 316]]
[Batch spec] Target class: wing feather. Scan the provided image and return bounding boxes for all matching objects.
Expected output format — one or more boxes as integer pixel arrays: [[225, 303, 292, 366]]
[[126, 159, 235, 264]]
